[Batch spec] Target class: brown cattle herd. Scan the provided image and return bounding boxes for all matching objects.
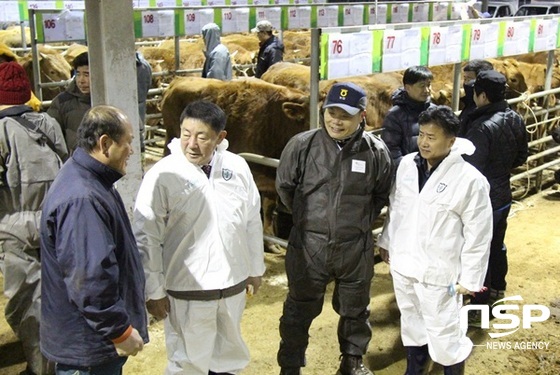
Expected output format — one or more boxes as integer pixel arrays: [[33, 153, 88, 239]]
[[1, 25, 558, 240]]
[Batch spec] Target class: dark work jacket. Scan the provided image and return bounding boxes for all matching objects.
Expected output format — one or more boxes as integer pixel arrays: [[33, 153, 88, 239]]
[[40, 148, 148, 367], [255, 35, 284, 78], [463, 100, 528, 209], [47, 80, 91, 153], [276, 125, 394, 257], [381, 88, 435, 166]]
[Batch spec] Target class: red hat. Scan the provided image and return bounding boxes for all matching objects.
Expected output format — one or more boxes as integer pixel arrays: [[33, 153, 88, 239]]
[[0, 61, 31, 105]]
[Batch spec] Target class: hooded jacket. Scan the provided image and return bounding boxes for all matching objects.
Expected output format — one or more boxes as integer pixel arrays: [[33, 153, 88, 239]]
[[254, 35, 284, 78], [134, 138, 265, 301], [462, 100, 528, 209], [0, 105, 67, 254], [378, 138, 492, 291], [276, 123, 393, 257], [201, 23, 232, 81], [47, 79, 91, 152], [381, 87, 435, 165]]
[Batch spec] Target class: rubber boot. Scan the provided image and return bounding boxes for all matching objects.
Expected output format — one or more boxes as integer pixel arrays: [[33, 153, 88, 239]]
[[337, 355, 374, 375], [404, 345, 430, 375], [443, 361, 465, 375]]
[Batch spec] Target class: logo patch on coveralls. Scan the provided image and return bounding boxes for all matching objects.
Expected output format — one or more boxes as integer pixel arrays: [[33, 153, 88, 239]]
[[222, 168, 233, 181], [436, 183, 447, 193]]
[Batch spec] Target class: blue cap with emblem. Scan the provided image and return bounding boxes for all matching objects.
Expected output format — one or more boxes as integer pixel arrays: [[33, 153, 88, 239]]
[[323, 82, 367, 116]]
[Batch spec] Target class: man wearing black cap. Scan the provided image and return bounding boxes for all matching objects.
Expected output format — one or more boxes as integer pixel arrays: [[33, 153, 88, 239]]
[[252, 20, 284, 78], [461, 70, 528, 326], [0, 61, 67, 375], [275, 83, 394, 375]]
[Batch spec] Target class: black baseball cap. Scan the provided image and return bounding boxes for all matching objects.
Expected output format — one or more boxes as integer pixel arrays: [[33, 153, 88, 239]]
[[323, 82, 367, 115]]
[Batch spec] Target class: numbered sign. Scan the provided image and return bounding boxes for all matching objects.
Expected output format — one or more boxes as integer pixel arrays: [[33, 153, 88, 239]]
[[382, 28, 422, 72], [428, 25, 463, 66], [412, 3, 429, 22], [184, 8, 214, 36], [432, 2, 449, 21], [39, 11, 85, 42], [369, 4, 387, 25], [28, 1, 57, 10], [274, 0, 290, 4], [141, 10, 175, 37], [255, 7, 281, 30], [154, 0, 177, 6], [137, 0, 150, 7], [343, 5, 364, 27], [533, 19, 558, 52], [221, 8, 250, 33], [1, 1, 20, 22], [181, 0, 202, 5], [311, 0, 328, 3], [327, 31, 373, 79], [288, 6, 311, 29], [62, 1, 85, 11], [390, 4, 409, 24], [502, 20, 531, 56], [469, 22, 499, 59], [207, 0, 226, 5], [317, 6, 338, 28], [231, 0, 249, 5]]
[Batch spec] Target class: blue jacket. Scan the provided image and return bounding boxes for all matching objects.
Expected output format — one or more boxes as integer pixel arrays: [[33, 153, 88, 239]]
[[40, 148, 148, 366]]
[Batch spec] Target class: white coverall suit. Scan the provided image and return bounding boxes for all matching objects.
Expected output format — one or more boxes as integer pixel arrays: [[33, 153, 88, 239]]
[[378, 138, 492, 366], [134, 138, 265, 374]]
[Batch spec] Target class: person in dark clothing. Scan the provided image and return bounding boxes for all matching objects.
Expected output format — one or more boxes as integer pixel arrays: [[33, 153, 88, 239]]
[[381, 65, 435, 166], [276, 83, 394, 375], [40, 105, 148, 374], [252, 20, 284, 78], [47, 52, 91, 153], [136, 51, 152, 153], [0, 61, 67, 375], [461, 70, 529, 326], [459, 59, 494, 134]]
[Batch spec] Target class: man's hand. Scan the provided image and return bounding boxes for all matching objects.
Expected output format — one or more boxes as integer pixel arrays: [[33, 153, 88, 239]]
[[246, 276, 262, 296], [146, 297, 170, 320], [454, 284, 475, 296], [379, 247, 390, 264], [114, 328, 144, 357]]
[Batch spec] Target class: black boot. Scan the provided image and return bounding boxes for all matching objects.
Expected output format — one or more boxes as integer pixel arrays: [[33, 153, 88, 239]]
[[279, 368, 301, 375], [404, 345, 430, 375], [337, 355, 374, 375], [443, 361, 465, 375]]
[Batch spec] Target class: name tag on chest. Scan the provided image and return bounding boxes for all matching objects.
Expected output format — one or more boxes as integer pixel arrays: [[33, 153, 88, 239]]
[[351, 160, 366, 174]]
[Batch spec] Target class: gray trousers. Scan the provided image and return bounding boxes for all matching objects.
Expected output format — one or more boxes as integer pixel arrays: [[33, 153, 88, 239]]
[[3, 248, 54, 374]]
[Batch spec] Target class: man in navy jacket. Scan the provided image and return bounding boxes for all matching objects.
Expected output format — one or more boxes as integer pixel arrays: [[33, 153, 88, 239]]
[[40, 105, 148, 374]]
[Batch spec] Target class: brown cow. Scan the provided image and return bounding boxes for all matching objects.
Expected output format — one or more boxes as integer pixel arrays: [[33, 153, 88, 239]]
[[161, 77, 310, 245], [20, 46, 72, 101], [260, 62, 402, 129], [161, 77, 309, 158], [0, 26, 31, 47], [61, 43, 88, 65]]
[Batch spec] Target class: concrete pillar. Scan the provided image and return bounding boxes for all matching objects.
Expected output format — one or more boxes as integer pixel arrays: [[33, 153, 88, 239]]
[[84, 1, 142, 215]]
